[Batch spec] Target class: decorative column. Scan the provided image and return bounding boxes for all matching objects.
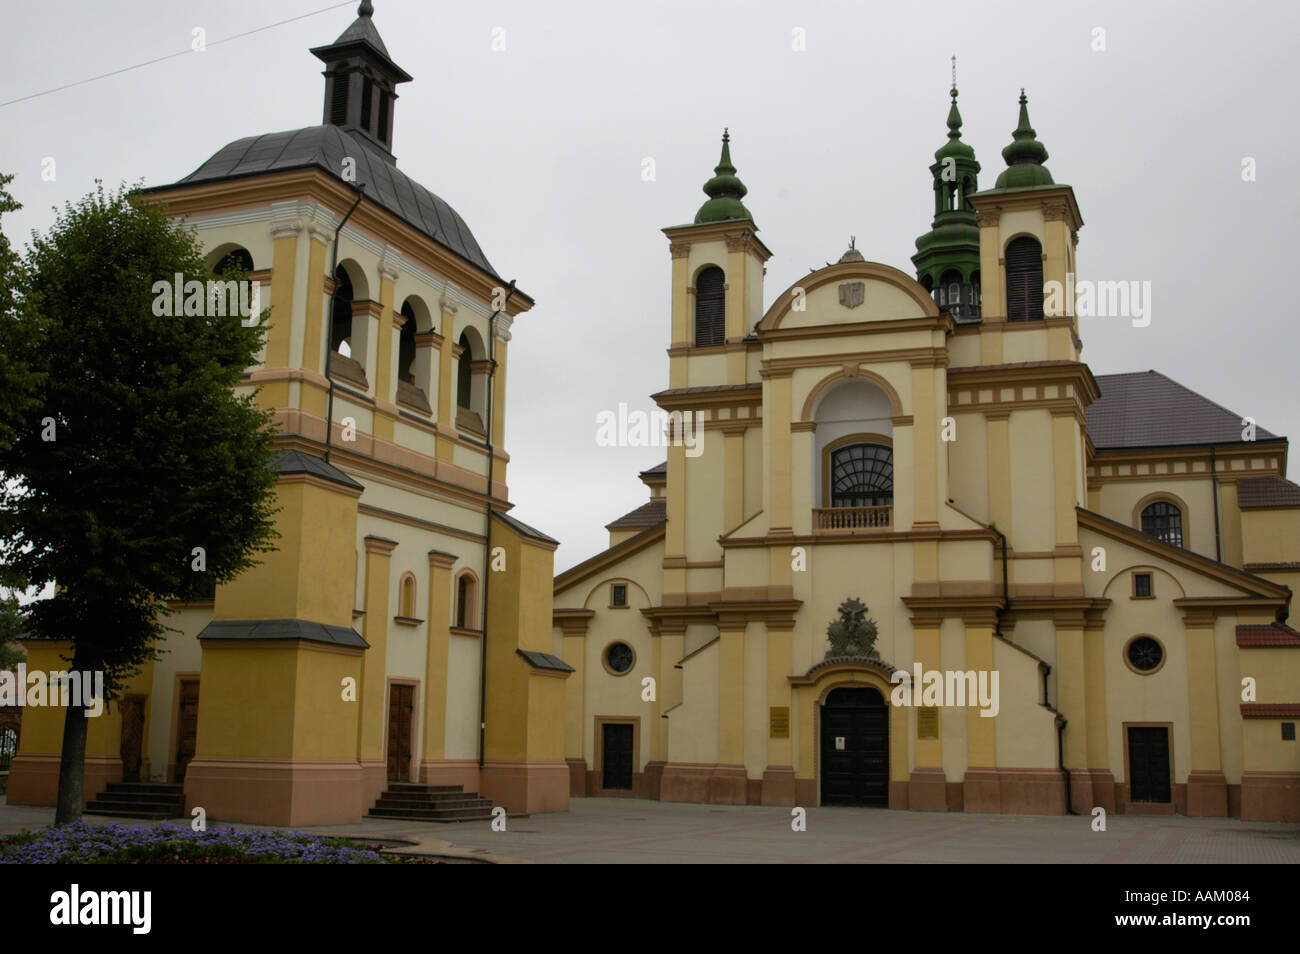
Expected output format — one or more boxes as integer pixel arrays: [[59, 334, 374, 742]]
[[762, 620, 796, 805], [962, 615, 999, 812], [1183, 609, 1228, 816], [358, 534, 396, 806], [371, 246, 401, 441], [712, 619, 748, 804], [420, 549, 456, 784], [435, 284, 459, 462]]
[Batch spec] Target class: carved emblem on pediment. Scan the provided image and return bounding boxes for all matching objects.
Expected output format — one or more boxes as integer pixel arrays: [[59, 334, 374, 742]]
[[839, 282, 865, 309]]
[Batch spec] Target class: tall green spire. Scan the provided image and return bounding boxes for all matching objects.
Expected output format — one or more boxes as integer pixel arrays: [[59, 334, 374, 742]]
[[912, 62, 982, 317], [695, 129, 752, 224], [993, 89, 1054, 189]]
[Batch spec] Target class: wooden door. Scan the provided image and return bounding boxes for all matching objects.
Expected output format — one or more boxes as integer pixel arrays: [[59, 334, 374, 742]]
[[601, 723, 634, 790], [387, 685, 414, 781], [820, 687, 889, 806], [174, 680, 200, 782], [119, 695, 145, 782], [1128, 726, 1171, 803]]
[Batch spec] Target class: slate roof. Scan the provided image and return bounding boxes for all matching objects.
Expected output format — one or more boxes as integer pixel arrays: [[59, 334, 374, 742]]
[[271, 449, 364, 491], [1237, 476, 1300, 509], [197, 618, 368, 649], [606, 499, 667, 531], [639, 461, 667, 478], [155, 125, 499, 280], [493, 509, 560, 546], [516, 649, 575, 673], [1087, 370, 1280, 449]]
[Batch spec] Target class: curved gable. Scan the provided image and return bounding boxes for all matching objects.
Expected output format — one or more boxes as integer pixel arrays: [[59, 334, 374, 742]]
[[758, 261, 939, 332]]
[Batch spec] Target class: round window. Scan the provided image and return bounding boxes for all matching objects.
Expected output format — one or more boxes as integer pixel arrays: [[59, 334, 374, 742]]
[[1126, 636, 1164, 673], [605, 642, 635, 675]]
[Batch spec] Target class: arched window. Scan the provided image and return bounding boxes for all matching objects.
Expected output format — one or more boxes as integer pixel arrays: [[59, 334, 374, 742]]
[[1141, 501, 1183, 548], [694, 266, 725, 347], [330, 264, 355, 357], [829, 443, 893, 508], [398, 573, 416, 618], [456, 332, 473, 409], [455, 571, 479, 629], [398, 301, 417, 384], [1005, 236, 1044, 322], [213, 248, 253, 275]]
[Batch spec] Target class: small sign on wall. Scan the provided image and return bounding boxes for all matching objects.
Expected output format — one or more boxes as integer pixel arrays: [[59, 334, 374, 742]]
[[834, 736, 846, 750], [769, 706, 790, 739], [917, 707, 939, 739]]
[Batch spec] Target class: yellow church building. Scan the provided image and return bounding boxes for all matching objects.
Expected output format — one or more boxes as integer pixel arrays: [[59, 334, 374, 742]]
[[9, 2, 569, 826], [553, 91, 1300, 821], [8, 5, 1298, 827]]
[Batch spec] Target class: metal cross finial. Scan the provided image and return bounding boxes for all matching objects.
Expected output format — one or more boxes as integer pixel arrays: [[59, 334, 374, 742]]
[[849, 235, 856, 250], [951, 56, 958, 99]]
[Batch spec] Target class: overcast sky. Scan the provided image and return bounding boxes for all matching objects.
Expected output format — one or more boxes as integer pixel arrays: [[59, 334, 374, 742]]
[[2, 0, 1296, 572]]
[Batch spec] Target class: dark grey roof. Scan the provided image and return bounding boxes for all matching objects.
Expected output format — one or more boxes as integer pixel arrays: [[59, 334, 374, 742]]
[[198, 617, 368, 649], [516, 649, 575, 673], [271, 449, 364, 491], [493, 510, 560, 546], [639, 461, 667, 478], [606, 499, 667, 531], [1087, 370, 1280, 450], [158, 125, 499, 279]]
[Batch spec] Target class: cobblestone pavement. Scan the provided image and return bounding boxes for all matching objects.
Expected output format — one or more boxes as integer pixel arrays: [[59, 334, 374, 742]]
[[3, 796, 1297, 863]]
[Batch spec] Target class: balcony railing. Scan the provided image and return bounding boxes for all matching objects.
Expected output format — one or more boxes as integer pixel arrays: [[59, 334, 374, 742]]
[[814, 506, 893, 530]]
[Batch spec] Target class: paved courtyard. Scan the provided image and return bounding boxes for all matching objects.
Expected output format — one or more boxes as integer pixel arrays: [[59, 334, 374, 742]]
[[3, 795, 1298, 863]]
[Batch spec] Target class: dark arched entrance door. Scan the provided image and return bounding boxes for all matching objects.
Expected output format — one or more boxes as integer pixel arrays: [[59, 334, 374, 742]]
[[820, 687, 889, 806]]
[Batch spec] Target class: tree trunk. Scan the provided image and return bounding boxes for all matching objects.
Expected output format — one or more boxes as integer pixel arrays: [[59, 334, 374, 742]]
[[53, 696, 88, 825]]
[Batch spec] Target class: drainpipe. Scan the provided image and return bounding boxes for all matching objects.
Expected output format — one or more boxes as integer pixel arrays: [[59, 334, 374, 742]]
[[1056, 712, 1075, 814], [1210, 445, 1222, 562], [988, 523, 1009, 639], [324, 183, 366, 464], [477, 279, 517, 769]]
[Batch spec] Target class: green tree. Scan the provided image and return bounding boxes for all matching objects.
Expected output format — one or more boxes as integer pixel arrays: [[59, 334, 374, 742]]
[[0, 588, 27, 672], [0, 181, 280, 824], [0, 173, 39, 452]]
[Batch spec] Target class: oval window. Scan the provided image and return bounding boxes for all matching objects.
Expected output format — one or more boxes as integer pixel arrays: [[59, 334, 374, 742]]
[[605, 642, 635, 675]]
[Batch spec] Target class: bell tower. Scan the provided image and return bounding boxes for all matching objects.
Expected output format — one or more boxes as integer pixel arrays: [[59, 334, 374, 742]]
[[913, 60, 983, 321], [310, 1, 412, 161], [662, 130, 771, 389], [968, 90, 1084, 365]]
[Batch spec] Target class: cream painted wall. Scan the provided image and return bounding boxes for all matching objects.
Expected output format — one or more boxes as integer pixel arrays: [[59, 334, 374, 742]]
[[778, 279, 926, 328], [669, 640, 719, 765], [947, 412, 989, 523], [992, 639, 1058, 768], [1097, 477, 1217, 560], [1008, 409, 1055, 552], [147, 607, 210, 782]]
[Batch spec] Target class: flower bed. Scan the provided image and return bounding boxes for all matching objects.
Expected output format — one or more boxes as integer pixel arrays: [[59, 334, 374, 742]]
[[0, 822, 440, 864]]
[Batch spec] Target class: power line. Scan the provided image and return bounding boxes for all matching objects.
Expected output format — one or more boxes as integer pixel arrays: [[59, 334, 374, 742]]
[[0, 2, 356, 109]]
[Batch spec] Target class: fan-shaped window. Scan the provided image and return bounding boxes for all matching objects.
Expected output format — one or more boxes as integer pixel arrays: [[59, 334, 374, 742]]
[[330, 265, 354, 357], [1005, 236, 1043, 322], [1141, 502, 1183, 548], [830, 443, 893, 508], [399, 302, 417, 384], [694, 266, 725, 347]]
